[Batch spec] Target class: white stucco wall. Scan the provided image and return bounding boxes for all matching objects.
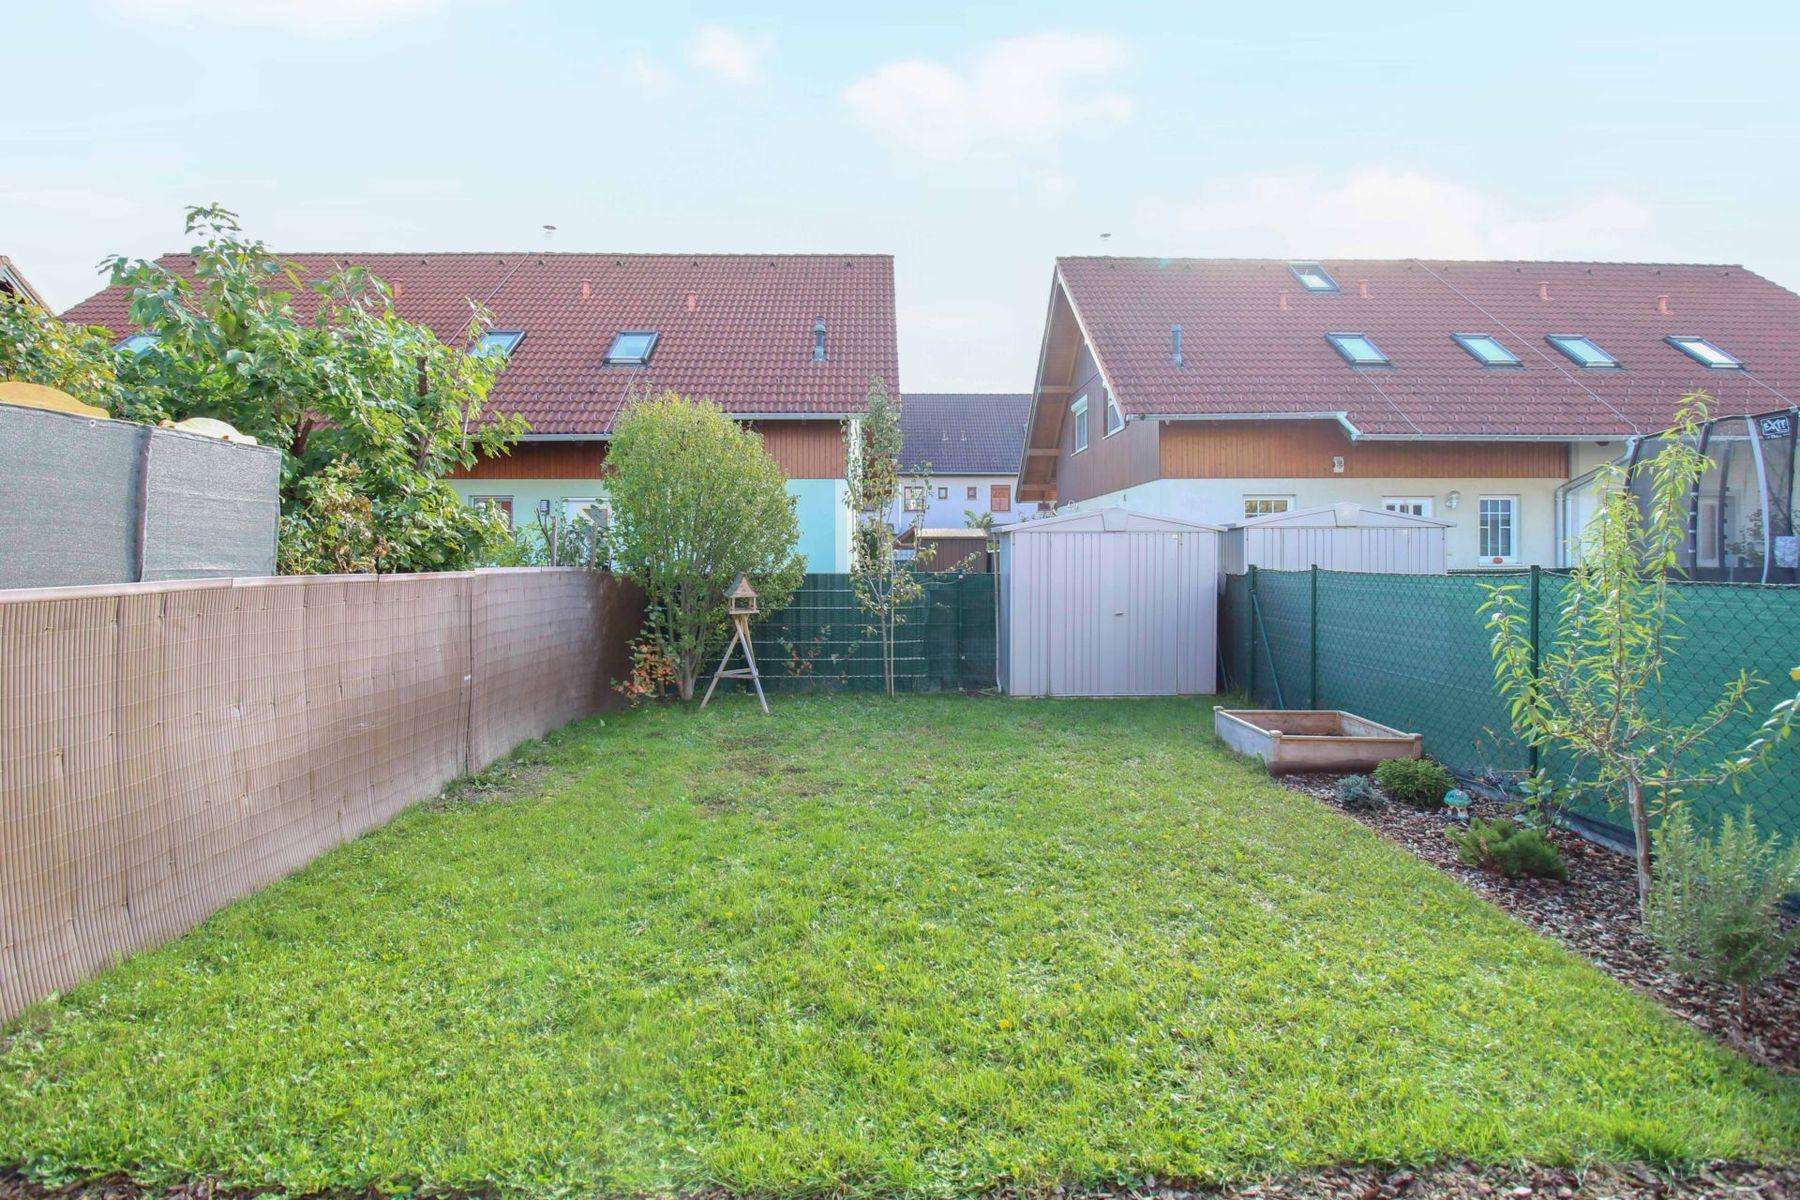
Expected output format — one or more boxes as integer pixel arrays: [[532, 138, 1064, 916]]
[[1060, 476, 1569, 570], [892, 473, 1019, 530]]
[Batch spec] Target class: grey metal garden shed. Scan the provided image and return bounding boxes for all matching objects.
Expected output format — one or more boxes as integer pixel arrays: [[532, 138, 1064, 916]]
[[1220, 501, 1449, 575], [996, 507, 1221, 697]]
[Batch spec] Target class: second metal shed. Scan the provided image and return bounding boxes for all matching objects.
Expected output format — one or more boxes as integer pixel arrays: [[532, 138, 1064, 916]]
[[1220, 501, 1449, 575], [996, 507, 1221, 697]]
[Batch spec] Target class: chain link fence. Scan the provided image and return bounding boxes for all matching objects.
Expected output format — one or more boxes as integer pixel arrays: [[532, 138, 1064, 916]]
[[728, 572, 997, 694], [1221, 567, 1799, 843]]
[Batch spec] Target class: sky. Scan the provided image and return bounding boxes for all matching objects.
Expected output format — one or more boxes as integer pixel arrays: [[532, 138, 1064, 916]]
[[6, 1, 1799, 391]]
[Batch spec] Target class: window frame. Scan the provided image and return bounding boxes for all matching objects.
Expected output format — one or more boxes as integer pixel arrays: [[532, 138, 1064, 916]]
[[1382, 496, 1433, 518], [965, 485, 978, 500], [1288, 262, 1339, 293], [118, 333, 159, 355], [562, 497, 608, 528], [1665, 335, 1742, 370], [603, 330, 660, 365], [472, 330, 524, 358], [990, 483, 1012, 514], [1546, 334, 1619, 369], [470, 494, 515, 529], [1241, 495, 1294, 519], [1325, 332, 1391, 367], [1451, 332, 1521, 368], [1477, 494, 1519, 564], [902, 483, 927, 512], [936, 486, 948, 501], [1071, 394, 1090, 454], [1103, 390, 1125, 437]]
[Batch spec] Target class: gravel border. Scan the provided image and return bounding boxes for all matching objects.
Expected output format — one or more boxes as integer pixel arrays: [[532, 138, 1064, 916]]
[[1280, 774, 1800, 1073]]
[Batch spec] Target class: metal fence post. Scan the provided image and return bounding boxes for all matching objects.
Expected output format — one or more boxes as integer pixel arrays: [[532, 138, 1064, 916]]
[[1246, 565, 1258, 701], [1528, 564, 1541, 777], [1309, 565, 1320, 709]]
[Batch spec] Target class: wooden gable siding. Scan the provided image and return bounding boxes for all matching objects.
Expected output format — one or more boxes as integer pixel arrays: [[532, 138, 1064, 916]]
[[449, 420, 844, 482], [1160, 421, 1570, 479]]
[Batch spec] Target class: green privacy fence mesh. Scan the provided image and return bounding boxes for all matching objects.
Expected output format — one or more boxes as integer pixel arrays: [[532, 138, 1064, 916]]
[[1221, 567, 1800, 844], [719, 572, 997, 694]]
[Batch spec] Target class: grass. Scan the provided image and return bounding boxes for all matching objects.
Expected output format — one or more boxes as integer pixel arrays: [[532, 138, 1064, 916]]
[[1, 696, 1795, 1197]]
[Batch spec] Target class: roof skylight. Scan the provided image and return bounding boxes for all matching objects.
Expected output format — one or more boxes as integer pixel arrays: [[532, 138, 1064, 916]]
[[118, 333, 159, 355], [1452, 333, 1521, 367], [1288, 262, 1339, 293], [604, 330, 658, 365], [1666, 336, 1742, 369], [1546, 334, 1619, 368], [472, 330, 523, 358], [1326, 332, 1390, 366]]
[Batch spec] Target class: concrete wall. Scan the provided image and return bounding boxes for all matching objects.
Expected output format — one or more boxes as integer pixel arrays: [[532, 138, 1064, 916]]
[[1061, 476, 1568, 570], [0, 405, 281, 589]]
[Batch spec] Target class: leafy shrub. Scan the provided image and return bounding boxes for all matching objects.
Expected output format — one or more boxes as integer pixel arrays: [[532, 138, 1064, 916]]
[[1645, 806, 1800, 1025], [1373, 758, 1455, 809], [1333, 775, 1384, 812], [1448, 817, 1568, 881]]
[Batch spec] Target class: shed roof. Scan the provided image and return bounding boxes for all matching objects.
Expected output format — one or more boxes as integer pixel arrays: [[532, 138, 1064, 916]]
[[999, 506, 1223, 535], [1229, 500, 1451, 529]]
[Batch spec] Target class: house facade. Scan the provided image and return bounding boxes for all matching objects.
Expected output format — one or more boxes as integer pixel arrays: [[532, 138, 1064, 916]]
[[893, 392, 1031, 531], [64, 252, 898, 572], [1019, 257, 1800, 570]]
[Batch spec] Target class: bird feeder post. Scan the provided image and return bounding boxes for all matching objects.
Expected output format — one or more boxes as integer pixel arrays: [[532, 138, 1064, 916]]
[[701, 575, 769, 714]]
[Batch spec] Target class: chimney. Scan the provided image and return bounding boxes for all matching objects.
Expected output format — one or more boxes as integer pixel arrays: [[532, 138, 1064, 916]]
[[392, 281, 403, 298], [811, 319, 827, 362], [1538, 281, 1551, 302], [1657, 293, 1671, 316], [580, 279, 592, 300], [1358, 280, 1370, 299], [1171, 323, 1183, 365], [686, 291, 698, 313], [1279, 292, 1290, 312]]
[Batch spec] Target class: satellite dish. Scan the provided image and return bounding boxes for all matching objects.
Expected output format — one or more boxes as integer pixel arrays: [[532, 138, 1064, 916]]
[[0, 380, 108, 419]]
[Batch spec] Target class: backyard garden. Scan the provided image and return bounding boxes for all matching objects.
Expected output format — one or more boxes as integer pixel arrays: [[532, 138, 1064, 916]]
[[2, 696, 1797, 1199]]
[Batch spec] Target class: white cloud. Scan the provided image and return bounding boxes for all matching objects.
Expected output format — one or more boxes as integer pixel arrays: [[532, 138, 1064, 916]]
[[1137, 168, 1660, 261], [622, 53, 675, 96], [107, 0, 464, 34], [844, 33, 1133, 166], [687, 24, 770, 86]]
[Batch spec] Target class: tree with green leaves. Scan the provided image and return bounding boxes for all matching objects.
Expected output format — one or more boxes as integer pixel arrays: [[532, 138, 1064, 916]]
[[0, 293, 123, 410], [605, 391, 803, 701], [98, 204, 525, 573], [1482, 394, 1800, 913], [845, 377, 927, 696]]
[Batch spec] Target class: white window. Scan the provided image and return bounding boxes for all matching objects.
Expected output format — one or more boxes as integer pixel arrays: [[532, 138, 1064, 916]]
[[563, 497, 608, 529], [1288, 262, 1338, 292], [1326, 332, 1390, 366], [471, 495, 514, 529], [1666, 336, 1742, 370], [1383, 497, 1433, 518], [1452, 333, 1520, 367], [1104, 390, 1124, 437], [604, 330, 658, 365], [902, 483, 927, 512], [1242, 495, 1293, 518], [119, 333, 159, 355], [1546, 334, 1618, 369], [471, 330, 523, 358], [1071, 395, 1089, 453], [1478, 495, 1518, 562]]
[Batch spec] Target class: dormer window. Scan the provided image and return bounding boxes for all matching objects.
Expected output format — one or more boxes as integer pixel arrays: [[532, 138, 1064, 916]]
[[1288, 262, 1338, 293], [604, 330, 658, 365], [118, 333, 159, 355], [1546, 334, 1618, 368], [1325, 332, 1390, 366], [1666, 336, 1742, 370], [472, 330, 523, 358], [1452, 333, 1521, 367]]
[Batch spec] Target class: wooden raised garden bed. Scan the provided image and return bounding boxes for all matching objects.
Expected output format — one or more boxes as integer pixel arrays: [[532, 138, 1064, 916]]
[[1214, 708, 1422, 774]]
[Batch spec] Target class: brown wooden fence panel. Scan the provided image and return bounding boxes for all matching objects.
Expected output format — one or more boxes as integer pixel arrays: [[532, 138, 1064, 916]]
[[0, 568, 640, 1021]]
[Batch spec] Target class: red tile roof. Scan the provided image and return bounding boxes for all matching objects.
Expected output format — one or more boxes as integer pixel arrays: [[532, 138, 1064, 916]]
[[1056, 257, 1800, 438], [62, 252, 897, 436]]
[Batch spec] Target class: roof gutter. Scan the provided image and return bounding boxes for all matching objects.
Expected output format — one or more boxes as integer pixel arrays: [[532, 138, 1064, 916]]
[[1140, 413, 1627, 443], [514, 411, 859, 441]]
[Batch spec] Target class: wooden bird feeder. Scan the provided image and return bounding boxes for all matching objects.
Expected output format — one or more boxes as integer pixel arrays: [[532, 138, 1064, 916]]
[[727, 574, 759, 616], [703, 574, 768, 714]]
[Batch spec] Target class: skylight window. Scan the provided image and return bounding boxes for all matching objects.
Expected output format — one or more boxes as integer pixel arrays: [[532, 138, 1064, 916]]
[[1288, 262, 1339, 293], [1452, 333, 1521, 367], [604, 330, 659, 365], [1325, 332, 1390, 366], [118, 333, 159, 355], [1546, 334, 1619, 368], [1666, 336, 1742, 370], [472, 330, 523, 358]]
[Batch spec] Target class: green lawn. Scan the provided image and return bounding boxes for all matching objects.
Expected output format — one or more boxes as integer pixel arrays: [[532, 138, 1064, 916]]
[[2, 696, 1795, 1196]]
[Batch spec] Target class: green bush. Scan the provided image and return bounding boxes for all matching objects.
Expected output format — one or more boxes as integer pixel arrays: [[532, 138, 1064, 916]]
[[1448, 817, 1568, 881], [1645, 805, 1800, 1026], [1333, 774, 1384, 812], [1373, 758, 1455, 809]]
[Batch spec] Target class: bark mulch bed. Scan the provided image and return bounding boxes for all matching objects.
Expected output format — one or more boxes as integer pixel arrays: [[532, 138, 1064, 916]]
[[1281, 774, 1800, 1074], [7, 1163, 1800, 1200]]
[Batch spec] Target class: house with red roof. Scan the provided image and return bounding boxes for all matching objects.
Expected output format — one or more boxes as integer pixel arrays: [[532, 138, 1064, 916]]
[[1019, 257, 1800, 569], [63, 251, 898, 571], [894, 392, 1031, 530], [0, 256, 47, 308]]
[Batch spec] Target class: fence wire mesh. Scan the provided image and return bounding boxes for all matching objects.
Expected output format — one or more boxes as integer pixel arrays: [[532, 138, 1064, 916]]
[[1221, 567, 1799, 844], [732, 572, 997, 694]]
